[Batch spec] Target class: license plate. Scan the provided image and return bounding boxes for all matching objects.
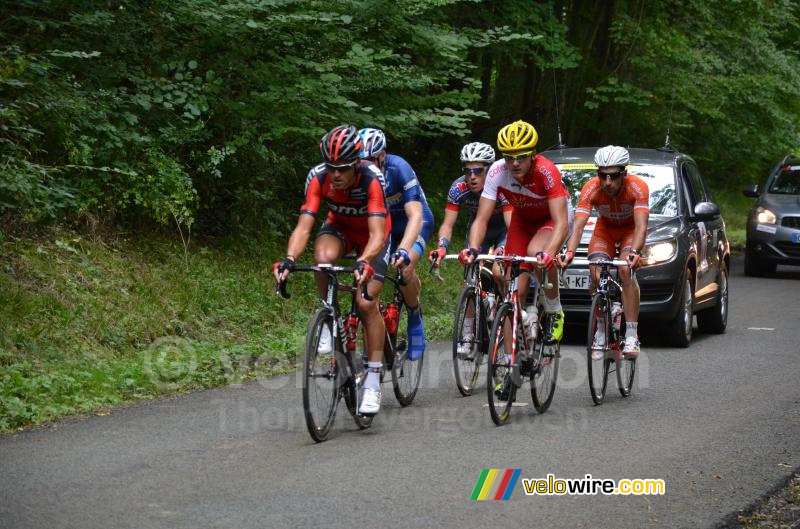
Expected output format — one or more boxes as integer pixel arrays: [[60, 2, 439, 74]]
[[563, 273, 590, 290], [793, 232, 800, 243]]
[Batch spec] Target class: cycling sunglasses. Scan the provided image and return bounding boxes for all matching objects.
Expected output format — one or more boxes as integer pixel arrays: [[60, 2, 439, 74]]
[[463, 167, 486, 176], [502, 151, 534, 163], [597, 169, 626, 180], [325, 162, 355, 172]]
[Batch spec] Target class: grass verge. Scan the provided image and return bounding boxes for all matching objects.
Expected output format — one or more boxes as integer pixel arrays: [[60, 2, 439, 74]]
[[0, 225, 464, 432]]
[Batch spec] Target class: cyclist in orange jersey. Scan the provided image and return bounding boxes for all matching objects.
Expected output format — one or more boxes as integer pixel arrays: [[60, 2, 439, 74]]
[[558, 146, 649, 356]]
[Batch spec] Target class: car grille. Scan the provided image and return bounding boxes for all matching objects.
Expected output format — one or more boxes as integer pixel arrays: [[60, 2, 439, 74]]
[[781, 216, 800, 229], [775, 241, 800, 257]]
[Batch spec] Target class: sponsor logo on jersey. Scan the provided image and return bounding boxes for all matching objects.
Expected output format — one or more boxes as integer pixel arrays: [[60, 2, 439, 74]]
[[327, 202, 370, 215]]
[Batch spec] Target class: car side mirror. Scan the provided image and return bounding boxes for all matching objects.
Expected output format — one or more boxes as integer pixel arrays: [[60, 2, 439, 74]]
[[693, 201, 721, 221], [741, 184, 759, 198]]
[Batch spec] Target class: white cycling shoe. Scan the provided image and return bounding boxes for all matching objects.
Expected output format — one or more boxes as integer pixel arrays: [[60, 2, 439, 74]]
[[359, 388, 381, 415], [591, 329, 606, 361], [317, 325, 332, 354], [622, 336, 641, 356]]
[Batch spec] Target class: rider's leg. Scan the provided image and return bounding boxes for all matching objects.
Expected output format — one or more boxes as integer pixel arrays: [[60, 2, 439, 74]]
[[620, 244, 641, 354], [313, 231, 346, 297], [403, 238, 427, 359], [312, 230, 346, 354], [527, 227, 564, 341]]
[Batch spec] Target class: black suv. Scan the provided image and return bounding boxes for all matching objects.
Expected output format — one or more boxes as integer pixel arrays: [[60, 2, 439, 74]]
[[542, 146, 730, 346]]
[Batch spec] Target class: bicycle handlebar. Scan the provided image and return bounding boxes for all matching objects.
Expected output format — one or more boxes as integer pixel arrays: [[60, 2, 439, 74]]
[[571, 258, 629, 267], [274, 264, 370, 300]]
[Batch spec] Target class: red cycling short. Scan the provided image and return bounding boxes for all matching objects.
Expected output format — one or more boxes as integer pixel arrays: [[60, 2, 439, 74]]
[[505, 213, 554, 271]]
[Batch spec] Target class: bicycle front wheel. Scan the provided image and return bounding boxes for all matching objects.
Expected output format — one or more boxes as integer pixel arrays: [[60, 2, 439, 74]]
[[391, 302, 423, 406], [587, 294, 611, 405], [303, 308, 341, 442], [452, 285, 482, 396], [531, 324, 559, 413], [487, 303, 516, 425]]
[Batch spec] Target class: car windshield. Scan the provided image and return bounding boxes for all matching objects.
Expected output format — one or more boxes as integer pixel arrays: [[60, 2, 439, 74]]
[[769, 165, 800, 195], [556, 163, 678, 216]]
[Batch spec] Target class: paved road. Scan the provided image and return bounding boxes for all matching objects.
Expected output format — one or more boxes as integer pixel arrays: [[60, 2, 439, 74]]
[[2, 258, 799, 529]]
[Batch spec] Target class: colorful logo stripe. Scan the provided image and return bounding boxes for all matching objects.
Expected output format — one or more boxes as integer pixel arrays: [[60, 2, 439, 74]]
[[470, 469, 521, 500]]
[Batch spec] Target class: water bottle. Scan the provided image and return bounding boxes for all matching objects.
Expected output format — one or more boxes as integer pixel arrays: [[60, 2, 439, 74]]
[[524, 305, 538, 350], [611, 302, 623, 332], [486, 292, 496, 321]]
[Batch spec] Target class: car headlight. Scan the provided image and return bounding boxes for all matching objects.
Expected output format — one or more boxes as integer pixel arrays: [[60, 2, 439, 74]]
[[643, 240, 677, 265], [755, 207, 777, 224]]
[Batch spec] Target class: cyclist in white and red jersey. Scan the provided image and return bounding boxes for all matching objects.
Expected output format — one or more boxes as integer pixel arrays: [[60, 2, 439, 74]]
[[558, 145, 649, 356], [274, 124, 389, 415], [461, 120, 572, 343]]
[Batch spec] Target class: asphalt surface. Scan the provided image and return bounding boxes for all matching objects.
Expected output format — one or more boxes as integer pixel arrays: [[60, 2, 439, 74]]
[[2, 257, 799, 529]]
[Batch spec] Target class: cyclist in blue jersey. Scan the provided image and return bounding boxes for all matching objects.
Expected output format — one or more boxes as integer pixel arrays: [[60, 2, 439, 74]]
[[358, 128, 434, 361]]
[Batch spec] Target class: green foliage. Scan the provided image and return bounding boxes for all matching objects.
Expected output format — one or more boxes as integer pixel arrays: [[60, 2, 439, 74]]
[[2, 0, 499, 230]]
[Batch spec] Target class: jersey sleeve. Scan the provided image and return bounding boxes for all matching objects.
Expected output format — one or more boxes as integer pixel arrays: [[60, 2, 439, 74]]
[[446, 179, 462, 212], [300, 171, 322, 217], [367, 177, 388, 218], [629, 174, 650, 213], [575, 178, 599, 219], [497, 194, 513, 212], [481, 162, 503, 201], [392, 156, 423, 204], [538, 158, 569, 199]]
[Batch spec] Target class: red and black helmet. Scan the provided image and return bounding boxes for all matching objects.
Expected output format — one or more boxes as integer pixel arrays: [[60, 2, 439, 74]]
[[320, 125, 362, 164]]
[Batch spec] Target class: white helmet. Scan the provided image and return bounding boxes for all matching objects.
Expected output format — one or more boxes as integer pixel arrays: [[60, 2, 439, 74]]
[[460, 142, 495, 163], [594, 145, 630, 168], [357, 128, 387, 158]]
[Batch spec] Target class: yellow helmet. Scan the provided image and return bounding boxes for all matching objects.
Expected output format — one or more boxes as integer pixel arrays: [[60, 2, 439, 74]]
[[497, 120, 538, 152]]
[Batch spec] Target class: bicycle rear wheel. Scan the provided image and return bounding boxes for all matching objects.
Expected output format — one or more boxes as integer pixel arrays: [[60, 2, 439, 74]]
[[391, 302, 423, 406], [487, 303, 516, 425], [343, 320, 373, 429], [587, 294, 611, 405], [531, 317, 559, 413], [452, 285, 482, 396], [303, 308, 341, 442]]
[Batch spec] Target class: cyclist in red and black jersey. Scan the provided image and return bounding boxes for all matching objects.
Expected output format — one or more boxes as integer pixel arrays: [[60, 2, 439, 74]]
[[274, 124, 389, 415]]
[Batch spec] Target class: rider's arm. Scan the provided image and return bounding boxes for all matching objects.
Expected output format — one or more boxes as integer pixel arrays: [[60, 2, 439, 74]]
[[630, 210, 649, 253], [566, 214, 589, 254], [286, 171, 323, 259], [566, 177, 597, 254], [629, 175, 650, 253], [437, 208, 459, 245], [285, 214, 315, 260], [503, 208, 512, 228], [358, 174, 389, 263], [358, 215, 387, 263], [545, 196, 569, 257], [398, 200, 423, 252], [468, 197, 495, 251]]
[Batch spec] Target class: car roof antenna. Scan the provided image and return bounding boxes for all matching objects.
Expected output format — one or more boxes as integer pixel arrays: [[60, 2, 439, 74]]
[[656, 128, 675, 152], [551, 55, 567, 150], [657, 98, 676, 152]]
